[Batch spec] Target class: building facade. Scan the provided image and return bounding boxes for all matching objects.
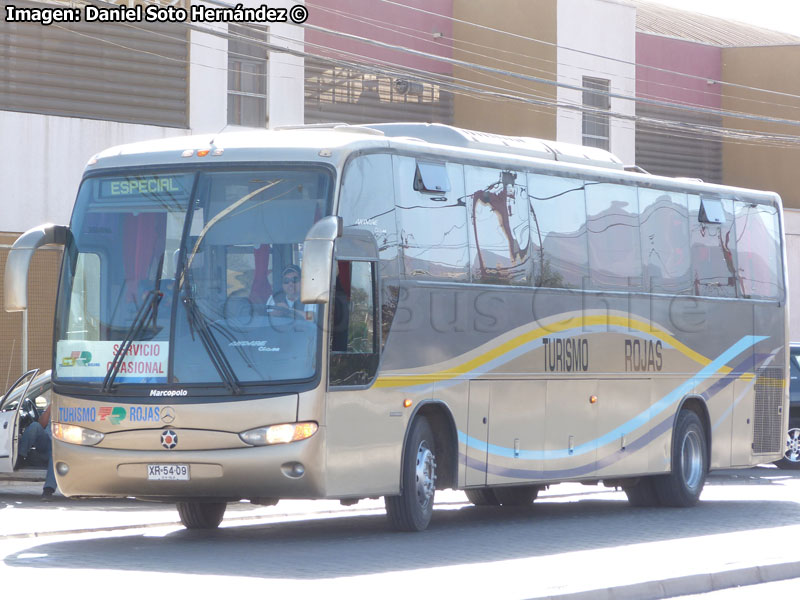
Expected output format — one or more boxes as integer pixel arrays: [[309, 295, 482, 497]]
[[0, 0, 305, 376]]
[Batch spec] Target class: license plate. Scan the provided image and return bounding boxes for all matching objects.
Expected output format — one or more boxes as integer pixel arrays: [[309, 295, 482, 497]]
[[147, 464, 189, 480]]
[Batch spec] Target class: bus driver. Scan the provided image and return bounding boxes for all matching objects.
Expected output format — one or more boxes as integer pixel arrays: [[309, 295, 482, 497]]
[[266, 264, 315, 319]]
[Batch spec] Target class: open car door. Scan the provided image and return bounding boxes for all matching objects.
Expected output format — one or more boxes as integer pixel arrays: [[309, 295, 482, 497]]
[[0, 369, 39, 473]]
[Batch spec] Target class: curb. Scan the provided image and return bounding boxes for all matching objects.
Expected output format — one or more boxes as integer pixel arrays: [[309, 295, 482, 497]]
[[537, 561, 800, 600]]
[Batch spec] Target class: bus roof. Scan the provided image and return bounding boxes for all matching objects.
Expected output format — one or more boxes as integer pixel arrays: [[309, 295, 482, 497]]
[[366, 123, 625, 169], [83, 123, 780, 207], [87, 123, 623, 171]]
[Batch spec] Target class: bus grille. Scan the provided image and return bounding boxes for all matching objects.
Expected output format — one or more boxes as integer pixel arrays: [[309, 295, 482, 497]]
[[752, 367, 784, 454]]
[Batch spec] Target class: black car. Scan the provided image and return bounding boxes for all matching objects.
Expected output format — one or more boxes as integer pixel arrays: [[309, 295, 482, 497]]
[[776, 345, 800, 469]]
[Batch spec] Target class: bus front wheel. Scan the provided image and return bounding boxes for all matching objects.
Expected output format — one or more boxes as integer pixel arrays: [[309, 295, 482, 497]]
[[385, 416, 437, 531], [176, 501, 227, 529], [654, 410, 708, 507]]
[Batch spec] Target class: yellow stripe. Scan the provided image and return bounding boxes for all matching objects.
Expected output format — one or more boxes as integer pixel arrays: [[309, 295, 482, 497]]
[[375, 313, 732, 389]]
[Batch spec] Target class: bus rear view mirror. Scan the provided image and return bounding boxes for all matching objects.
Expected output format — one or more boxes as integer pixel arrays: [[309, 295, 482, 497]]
[[301, 216, 343, 304], [5, 224, 69, 312]]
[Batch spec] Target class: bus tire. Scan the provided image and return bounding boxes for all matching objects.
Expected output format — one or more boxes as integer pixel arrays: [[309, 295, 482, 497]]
[[774, 418, 800, 469], [176, 501, 227, 529], [493, 485, 539, 506], [623, 477, 660, 507], [385, 416, 436, 531], [654, 410, 708, 507], [464, 488, 501, 506]]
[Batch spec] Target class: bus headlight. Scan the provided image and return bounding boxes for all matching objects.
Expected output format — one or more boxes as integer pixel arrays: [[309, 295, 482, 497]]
[[239, 422, 318, 446], [52, 422, 104, 446]]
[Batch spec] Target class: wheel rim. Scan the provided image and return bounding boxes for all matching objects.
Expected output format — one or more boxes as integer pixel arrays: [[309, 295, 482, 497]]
[[681, 429, 703, 491], [415, 441, 436, 510], [785, 428, 800, 462]]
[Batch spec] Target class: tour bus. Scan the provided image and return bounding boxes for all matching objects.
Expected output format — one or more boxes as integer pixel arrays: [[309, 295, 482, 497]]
[[5, 123, 788, 531]]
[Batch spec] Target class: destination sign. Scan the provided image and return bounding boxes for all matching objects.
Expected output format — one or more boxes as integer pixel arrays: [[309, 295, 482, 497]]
[[100, 176, 188, 199]]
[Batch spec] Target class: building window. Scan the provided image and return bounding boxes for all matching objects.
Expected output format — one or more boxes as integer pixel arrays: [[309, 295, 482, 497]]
[[582, 77, 610, 150], [227, 24, 268, 127]]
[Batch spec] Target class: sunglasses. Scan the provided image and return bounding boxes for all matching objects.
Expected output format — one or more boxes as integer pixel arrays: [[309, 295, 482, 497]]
[[283, 276, 300, 284]]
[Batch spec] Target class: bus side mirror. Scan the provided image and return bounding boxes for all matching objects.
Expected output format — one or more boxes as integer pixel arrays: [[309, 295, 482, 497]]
[[5, 224, 68, 312], [301, 216, 342, 304]]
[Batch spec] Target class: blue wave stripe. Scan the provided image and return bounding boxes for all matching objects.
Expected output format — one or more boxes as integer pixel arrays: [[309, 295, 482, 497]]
[[458, 335, 765, 461], [462, 413, 674, 480]]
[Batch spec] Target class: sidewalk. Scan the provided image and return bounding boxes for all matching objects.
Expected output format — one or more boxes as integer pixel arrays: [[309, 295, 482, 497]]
[[0, 479, 390, 539], [3, 470, 800, 599]]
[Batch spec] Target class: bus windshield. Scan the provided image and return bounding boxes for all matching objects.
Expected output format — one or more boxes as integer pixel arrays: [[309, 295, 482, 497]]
[[54, 167, 332, 390]]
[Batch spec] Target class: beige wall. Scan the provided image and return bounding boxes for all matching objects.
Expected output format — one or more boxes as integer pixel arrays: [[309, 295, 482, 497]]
[[722, 46, 800, 210], [0, 232, 60, 387], [452, 0, 558, 138]]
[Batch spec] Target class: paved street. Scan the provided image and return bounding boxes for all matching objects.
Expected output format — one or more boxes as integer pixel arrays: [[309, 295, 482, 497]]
[[2, 466, 800, 598]]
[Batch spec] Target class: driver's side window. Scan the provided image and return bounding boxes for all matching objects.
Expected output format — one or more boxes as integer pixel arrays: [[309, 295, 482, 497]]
[[329, 260, 379, 387]]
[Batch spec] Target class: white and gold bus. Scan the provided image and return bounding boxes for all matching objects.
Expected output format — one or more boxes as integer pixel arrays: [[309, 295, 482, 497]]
[[5, 123, 788, 530]]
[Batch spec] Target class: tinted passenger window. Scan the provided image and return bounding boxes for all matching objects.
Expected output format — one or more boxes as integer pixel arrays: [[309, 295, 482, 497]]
[[527, 174, 587, 288], [585, 182, 642, 290], [639, 189, 691, 294], [466, 165, 530, 284], [689, 195, 737, 298], [394, 156, 469, 281], [735, 202, 782, 300]]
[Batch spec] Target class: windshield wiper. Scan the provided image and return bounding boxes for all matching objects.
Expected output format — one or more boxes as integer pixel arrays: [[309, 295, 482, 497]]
[[102, 289, 163, 392], [182, 295, 242, 395]]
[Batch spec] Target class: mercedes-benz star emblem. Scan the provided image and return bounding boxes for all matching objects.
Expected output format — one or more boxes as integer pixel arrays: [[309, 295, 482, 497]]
[[161, 406, 176, 424], [161, 429, 178, 450]]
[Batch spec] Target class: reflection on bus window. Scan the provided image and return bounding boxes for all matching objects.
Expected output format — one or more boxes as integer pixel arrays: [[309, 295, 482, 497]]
[[735, 201, 781, 300], [586, 182, 642, 290], [689, 195, 737, 298], [467, 165, 530, 285], [639, 189, 691, 294], [528, 174, 588, 289], [394, 156, 469, 281]]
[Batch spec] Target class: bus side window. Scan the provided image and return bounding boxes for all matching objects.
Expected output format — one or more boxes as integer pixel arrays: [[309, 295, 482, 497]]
[[329, 260, 379, 387]]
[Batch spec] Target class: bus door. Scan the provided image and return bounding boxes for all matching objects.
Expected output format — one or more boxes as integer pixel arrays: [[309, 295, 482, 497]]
[[545, 379, 598, 478], [466, 380, 490, 486], [467, 380, 547, 486], [486, 380, 546, 485], [325, 228, 396, 495], [595, 378, 650, 477]]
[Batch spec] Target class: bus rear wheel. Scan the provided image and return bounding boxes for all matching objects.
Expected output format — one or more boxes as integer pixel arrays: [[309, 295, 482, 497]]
[[465, 485, 539, 506], [465, 488, 500, 506], [494, 485, 539, 506], [774, 418, 800, 469], [623, 477, 660, 507], [654, 410, 708, 507], [385, 416, 437, 531], [176, 501, 227, 529]]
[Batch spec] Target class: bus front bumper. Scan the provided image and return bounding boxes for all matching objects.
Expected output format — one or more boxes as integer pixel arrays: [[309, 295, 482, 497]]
[[52, 428, 327, 501]]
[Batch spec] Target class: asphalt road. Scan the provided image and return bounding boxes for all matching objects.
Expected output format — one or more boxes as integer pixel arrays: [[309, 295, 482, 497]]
[[2, 466, 800, 599]]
